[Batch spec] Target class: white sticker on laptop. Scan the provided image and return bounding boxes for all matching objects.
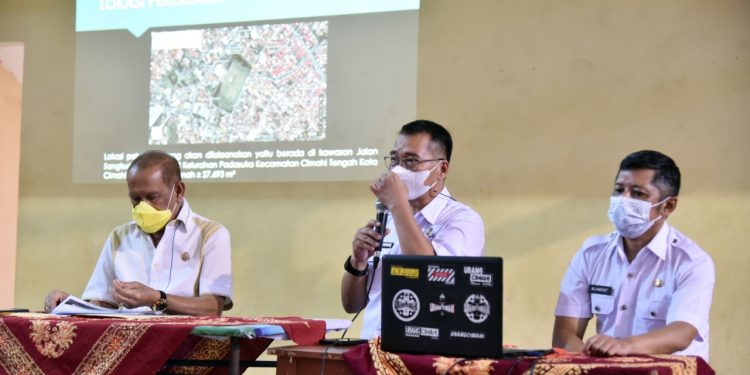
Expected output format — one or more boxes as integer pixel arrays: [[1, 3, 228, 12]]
[[404, 325, 439, 339], [463, 266, 493, 287], [392, 289, 420, 322], [427, 265, 455, 285], [429, 292, 456, 320], [464, 294, 490, 323]]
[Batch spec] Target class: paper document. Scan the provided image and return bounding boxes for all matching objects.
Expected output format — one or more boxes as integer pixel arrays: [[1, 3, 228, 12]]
[[323, 318, 351, 331], [51, 296, 160, 316]]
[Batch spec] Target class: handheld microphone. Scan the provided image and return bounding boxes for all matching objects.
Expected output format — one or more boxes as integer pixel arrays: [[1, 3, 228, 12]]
[[372, 200, 389, 270]]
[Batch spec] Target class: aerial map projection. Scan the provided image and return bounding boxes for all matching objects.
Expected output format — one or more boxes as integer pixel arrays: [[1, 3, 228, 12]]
[[148, 21, 328, 145]]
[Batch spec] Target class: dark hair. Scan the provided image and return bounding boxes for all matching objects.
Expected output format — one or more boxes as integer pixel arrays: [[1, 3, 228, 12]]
[[618, 150, 681, 198], [127, 150, 182, 186], [399, 120, 453, 161]]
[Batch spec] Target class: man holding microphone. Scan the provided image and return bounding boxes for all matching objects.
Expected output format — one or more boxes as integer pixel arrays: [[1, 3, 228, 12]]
[[340, 120, 485, 339]]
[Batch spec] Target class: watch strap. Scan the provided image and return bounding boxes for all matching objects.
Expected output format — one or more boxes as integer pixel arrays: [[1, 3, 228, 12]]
[[344, 255, 368, 277]]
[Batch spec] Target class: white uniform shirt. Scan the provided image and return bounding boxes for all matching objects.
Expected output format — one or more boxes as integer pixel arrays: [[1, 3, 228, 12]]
[[555, 223, 714, 360], [82, 199, 233, 309], [360, 188, 485, 339]]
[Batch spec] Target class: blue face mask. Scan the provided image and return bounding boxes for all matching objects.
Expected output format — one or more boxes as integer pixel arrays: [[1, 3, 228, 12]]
[[607, 195, 670, 238]]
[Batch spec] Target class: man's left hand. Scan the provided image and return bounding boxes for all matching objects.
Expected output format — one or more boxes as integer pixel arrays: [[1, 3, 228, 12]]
[[112, 280, 160, 308], [370, 171, 408, 209], [583, 334, 634, 356]]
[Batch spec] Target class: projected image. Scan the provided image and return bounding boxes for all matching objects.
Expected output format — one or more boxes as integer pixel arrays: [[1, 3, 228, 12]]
[[148, 21, 328, 145]]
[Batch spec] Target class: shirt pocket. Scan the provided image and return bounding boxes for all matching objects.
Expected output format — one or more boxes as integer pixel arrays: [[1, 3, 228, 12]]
[[590, 294, 615, 316], [634, 299, 670, 335]]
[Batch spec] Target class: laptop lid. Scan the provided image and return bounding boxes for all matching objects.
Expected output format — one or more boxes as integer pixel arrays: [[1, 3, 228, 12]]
[[380, 255, 503, 358]]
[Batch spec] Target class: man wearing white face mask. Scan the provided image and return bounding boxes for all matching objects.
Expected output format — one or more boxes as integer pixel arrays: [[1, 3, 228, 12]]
[[44, 151, 232, 315], [553, 150, 715, 361], [341, 120, 485, 339]]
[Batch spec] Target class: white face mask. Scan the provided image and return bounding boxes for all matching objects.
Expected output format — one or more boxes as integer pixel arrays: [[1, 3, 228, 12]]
[[607, 195, 670, 238], [391, 163, 442, 201]]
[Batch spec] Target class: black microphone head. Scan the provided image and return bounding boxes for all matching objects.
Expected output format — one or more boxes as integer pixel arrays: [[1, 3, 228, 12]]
[[374, 200, 389, 236]]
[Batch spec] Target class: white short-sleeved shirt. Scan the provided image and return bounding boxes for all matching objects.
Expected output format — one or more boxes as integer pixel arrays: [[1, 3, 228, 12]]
[[82, 199, 233, 309], [360, 188, 485, 339], [555, 223, 714, 360]]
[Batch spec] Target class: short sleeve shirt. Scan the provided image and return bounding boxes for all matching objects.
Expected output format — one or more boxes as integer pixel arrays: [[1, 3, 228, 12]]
[[554, 223, 714, 360], [82, 199, 233, 309], [360, 188, 485, 339]]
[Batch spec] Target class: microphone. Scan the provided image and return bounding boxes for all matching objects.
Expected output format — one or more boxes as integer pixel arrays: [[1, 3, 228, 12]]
[[372, 200, 389, 270]]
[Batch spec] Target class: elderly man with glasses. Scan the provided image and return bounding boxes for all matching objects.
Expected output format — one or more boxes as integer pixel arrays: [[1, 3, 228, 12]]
[[340, 119, 485, 339]]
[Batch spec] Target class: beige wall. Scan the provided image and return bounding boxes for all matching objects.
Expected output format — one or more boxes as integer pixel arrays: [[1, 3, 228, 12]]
[[0, 44, 22, 308], [2, 0, 749, 373]]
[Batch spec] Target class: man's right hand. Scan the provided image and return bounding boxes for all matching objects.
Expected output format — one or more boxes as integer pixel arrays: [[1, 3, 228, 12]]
[[44, 290, 70, 312], [351, 219, 390, 268]]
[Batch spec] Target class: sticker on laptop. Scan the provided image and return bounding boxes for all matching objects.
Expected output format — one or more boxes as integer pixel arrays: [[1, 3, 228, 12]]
[[405, 325, 439, 339], [392, 289, 420, 322], [449, 330, 486, 340], [390, 265, 419, 279], [464, 293, 490, 324], [427, 265, 456, 285], [463, 266, 493, 287], [429, 292, 456, 320]]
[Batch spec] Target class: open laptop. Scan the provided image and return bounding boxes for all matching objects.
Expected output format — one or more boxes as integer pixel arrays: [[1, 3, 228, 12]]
[[381, 255, 550, 358]]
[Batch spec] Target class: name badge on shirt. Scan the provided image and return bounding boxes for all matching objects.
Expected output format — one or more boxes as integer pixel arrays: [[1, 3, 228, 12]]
[[589, 285, 614, 295], [423, 225, 442, 240]]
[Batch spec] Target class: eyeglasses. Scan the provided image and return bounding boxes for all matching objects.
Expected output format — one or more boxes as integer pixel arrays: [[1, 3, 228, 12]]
[[384, 156, 445, 171]]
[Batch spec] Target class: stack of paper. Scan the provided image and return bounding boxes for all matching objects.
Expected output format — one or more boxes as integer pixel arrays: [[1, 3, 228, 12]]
[[51, 296, 159, 316]]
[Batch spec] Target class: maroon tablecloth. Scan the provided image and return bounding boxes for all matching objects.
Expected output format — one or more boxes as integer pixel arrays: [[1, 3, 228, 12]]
[[342, 337, 715, 375], [0, 314, 325, 375]]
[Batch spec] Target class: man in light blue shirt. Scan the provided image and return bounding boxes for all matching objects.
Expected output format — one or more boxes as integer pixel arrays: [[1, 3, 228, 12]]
[[340, 120, 485, 338], [553, 150, 714, 361]]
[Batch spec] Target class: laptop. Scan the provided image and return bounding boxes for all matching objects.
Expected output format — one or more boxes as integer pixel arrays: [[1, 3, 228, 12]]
[[381, 255, 550, 358]]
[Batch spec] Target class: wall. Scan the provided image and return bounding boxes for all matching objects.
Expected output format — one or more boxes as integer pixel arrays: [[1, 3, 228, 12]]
[[2, 1, 748, 373], [0, 42, 23, 308]]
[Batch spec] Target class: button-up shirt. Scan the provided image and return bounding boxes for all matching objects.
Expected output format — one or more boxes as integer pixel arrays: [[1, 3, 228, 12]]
[[555, 223, 714, 360], [82, 199, 233, 309], [360, 188, 485, 339]]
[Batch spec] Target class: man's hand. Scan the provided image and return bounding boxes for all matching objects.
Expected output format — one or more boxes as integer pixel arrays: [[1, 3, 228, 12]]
[[351, 220, 391, 267], [369, 171, 409, 210], [583, 334, 634, 357], [552, 316, 589, 352], [44, 290, 70, 312], [112, 280, 160, 308]]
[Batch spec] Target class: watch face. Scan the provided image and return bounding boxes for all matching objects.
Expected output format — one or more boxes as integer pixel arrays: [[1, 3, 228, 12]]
[[152, 291, 168, 311]]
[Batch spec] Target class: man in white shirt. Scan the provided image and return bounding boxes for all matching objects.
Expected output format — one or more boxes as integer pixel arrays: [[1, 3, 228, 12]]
[[553, 150, 714, 361], [341, 120, 485, 338], [44, 151, 232, 315]]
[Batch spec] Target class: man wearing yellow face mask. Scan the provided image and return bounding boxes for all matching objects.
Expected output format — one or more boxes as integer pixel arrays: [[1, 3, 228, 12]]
[[44, 151, 232, 315]]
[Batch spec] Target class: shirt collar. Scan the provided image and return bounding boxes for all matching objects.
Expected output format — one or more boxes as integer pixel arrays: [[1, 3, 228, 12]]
[[613, 222, 670, 261], [643, 222, 670, 260], [417, 187, 451, 225], [173, 198, 192, 228]]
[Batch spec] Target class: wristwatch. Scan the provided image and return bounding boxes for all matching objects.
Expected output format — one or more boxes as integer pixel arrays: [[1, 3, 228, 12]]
[[344, 255, 368, 277], [151, 290, 168, 312]]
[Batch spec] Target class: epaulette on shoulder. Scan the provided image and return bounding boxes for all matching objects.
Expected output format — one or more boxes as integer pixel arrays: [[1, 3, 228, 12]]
[[668, 232, 704, 260], [110, 223, 134, 252]]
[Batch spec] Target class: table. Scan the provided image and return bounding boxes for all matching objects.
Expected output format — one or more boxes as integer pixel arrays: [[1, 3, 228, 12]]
[[0, 313, 327, 375], [268, 345, 353, 375], [268, 337, 716, 375]]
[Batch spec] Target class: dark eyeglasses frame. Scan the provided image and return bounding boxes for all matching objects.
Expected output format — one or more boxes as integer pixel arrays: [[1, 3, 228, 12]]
[[383, 156, 446, 171]]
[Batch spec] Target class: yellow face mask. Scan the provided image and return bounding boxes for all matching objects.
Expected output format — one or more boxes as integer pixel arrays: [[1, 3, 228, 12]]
[[131, 184, 176, 234]]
